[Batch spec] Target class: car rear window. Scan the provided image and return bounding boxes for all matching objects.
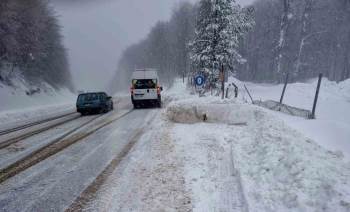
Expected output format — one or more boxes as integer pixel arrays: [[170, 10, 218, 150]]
[[132, 79, 157, 89], [78, 93, 104, 102]]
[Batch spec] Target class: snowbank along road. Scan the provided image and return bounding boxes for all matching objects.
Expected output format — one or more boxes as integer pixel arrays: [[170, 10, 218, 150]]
[[0, 80, 349, 212]]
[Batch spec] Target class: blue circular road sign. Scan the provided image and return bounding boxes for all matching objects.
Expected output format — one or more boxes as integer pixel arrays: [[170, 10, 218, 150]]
[[195, 75, 205, 86]]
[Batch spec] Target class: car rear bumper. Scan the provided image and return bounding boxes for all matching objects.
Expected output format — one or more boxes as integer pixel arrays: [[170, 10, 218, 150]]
[[77, 105, 103, 113]]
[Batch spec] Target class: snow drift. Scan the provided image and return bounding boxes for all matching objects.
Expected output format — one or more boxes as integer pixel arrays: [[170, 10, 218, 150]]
[[167, 94, 350, 211], [167, 98, 262, 125]]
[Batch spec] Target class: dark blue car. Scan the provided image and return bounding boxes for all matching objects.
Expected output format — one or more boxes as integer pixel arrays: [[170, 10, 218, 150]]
[[76, 92, 113, 115]]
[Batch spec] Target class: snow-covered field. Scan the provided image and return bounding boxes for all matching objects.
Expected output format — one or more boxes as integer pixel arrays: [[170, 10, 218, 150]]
[[0, 81, 76, 128], [231, 77, 350, 161]]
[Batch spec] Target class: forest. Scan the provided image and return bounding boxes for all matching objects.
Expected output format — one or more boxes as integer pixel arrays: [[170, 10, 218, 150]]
[[109, 2, 196, 92], [0, 0, 73, 90], [112, 0, 350, 93], [238, 0, 350, 83]]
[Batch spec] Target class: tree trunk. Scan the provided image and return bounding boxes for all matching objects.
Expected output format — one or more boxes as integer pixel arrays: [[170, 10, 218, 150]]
[[294, 0, 313, 77], [343, 0, 350, 80], [276, 0, 291, 79]]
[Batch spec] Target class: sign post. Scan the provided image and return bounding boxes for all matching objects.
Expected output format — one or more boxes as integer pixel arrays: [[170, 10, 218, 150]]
[[195, 75, 205, 87], [195, 74, 205, 97]]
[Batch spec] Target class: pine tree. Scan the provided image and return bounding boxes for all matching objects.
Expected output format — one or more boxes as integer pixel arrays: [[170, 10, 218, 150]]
[[190, 0, 254, 82]]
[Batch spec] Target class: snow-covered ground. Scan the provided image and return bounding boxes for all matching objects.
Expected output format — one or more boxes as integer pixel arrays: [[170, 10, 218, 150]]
[[165, 79, 350, 211], [1, 78, 349, 211], [167, 98, 350, 211], [0, 80, 76, 127], [230, 77, 350, 161], [83, 79, 350, 211]]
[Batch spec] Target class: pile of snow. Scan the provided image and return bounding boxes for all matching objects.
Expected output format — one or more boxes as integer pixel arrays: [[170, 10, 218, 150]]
[[230, 107, 350, 211], [167, 98, 257, 125], [229, 77, 350, 160], [168, 96, 350, 211]]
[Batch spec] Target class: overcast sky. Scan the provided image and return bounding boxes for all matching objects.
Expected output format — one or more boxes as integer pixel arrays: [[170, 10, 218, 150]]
[[51, 0, 255, 91]]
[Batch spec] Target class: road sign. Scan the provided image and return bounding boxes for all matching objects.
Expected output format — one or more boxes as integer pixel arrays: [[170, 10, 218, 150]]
[[195, 75, 205, 86]]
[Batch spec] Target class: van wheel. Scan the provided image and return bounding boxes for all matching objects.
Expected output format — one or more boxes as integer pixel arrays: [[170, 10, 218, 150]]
[[157, 100, 162, 108]]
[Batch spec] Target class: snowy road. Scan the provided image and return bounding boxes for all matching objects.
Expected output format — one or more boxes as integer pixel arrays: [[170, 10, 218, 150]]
[[0, 104, 158, 211], [0, 81, 349, 212]]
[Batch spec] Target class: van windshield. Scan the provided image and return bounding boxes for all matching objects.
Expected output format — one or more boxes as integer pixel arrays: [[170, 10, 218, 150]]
[[132, 79, 157, 89]]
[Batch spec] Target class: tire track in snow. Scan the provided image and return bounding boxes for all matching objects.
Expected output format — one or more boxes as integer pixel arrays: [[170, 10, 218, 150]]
[[0, 113, 81, 150], [65, 127, 145, 212], [68, 111, 192, 212], [0, 110, 133, 184], [0, 111, 76, 136]]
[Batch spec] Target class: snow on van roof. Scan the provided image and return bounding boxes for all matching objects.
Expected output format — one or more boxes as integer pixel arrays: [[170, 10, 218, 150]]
[[132, 70, 158, 79]]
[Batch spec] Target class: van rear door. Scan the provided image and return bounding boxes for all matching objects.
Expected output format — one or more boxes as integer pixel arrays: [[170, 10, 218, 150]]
[[132, 79, 158, 100]]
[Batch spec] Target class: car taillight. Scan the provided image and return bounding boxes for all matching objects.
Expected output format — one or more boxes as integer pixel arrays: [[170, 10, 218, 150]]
[[130, 86, 134, 95], [157, 86, 161, 95]]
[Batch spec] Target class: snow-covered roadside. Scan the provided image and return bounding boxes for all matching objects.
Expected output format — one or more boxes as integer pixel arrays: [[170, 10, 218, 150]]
[[81, 79, 350, 211], [167, 97, 350, 212], [230, 77, 350, 160], [161, 79, 350, 211], [83, 109, 192, 211], [0, 81, 76, 127], [171, 122, 249, 211], [229, 104, 350, 211]]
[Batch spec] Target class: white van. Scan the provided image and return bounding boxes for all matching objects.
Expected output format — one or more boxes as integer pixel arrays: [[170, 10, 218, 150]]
[[130, 69, 163, 108]]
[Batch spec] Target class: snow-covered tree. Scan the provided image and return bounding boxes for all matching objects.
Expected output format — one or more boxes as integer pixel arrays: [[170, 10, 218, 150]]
[[0, 0, 73, 90], [189, 0, 254, 80], [238, 0, 350, 83]]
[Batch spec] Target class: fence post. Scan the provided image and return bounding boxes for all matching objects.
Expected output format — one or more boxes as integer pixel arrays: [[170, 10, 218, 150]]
[[244, 84, 254, 103], [232, 83, 238, 98], [311, 73, 323, 119], [221, 64, 225, 100], [280, 73, 289, 104]]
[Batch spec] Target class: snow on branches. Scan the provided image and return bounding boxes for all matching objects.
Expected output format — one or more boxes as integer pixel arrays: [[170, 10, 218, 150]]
[[189, 0, 254, 80]]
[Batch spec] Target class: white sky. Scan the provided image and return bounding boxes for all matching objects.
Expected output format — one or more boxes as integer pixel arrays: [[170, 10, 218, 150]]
[[51, 0, 255, 91]]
